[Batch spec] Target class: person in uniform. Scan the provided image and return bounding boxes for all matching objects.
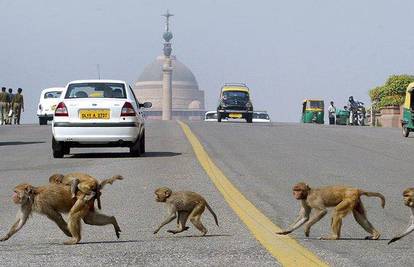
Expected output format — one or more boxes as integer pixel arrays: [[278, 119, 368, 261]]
[[6, 88, 14, 124], [328, 101, 336, 125], [0, 87, 8, 125], [12, 88, 24, 125]]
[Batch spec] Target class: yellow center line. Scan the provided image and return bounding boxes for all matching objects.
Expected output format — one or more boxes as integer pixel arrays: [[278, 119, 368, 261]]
[[178, 121, 328, 267]]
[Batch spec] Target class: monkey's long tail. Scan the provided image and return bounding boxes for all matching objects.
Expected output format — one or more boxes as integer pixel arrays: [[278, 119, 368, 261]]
[[361, 191, 386, 208], [206, 203, 219, 226], [99, 175, 124, 190]]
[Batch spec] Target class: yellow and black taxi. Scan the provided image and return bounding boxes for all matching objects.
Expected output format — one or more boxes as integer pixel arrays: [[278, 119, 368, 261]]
[[217, 83, 253, 123]]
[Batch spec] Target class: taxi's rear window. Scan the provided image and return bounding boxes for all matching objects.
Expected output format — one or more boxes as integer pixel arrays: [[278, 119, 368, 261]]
[[65, 83, 126, 99]]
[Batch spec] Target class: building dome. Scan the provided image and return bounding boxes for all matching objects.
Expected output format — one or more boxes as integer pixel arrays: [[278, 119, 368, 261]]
[[134, 55, 205, 120], [136, 55, 199, 90]]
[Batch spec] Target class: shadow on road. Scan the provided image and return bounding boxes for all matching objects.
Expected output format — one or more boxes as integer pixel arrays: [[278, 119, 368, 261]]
[[76, 239, 148, 245], [155, 234, 232, 239], [295, 237, 389, 241], [67, 151, 182, 158], [0, 141, 45, 146]]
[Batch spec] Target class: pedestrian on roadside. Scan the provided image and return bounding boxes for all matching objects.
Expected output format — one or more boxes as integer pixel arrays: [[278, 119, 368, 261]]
[[328, 101, 336, 125], [6, 88, 14, 124], [12, 88, 24, 125], [0, 87, 8, 125]]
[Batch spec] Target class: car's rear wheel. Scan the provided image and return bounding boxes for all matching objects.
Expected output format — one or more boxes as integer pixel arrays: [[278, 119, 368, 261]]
[[140, 130, 145, 155], [130, 136, 142, 157], [39, 117, 47, 125], [52, 137, 64, 158], [63, 144, 70, 155]]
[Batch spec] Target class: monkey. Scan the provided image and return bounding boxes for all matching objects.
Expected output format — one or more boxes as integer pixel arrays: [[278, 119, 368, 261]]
[[0, 182, 121, 245], [49, 172, 123, 210], [153, 187, 219, 235], [388, 188, 414, 244], [275, 182, 385, 240]]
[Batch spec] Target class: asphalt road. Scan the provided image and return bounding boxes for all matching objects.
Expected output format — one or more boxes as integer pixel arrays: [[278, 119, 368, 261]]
[[0, 121, 413, 266]]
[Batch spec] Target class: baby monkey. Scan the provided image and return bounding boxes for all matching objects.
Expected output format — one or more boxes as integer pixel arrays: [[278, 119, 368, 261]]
[[153, 187, 219, 235], [276, 182, 385, 240], [49, 172, 123, 210], [388, 188, 414, 244]]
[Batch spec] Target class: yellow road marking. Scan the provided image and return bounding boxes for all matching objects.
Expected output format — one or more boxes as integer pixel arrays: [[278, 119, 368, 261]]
[[178, 121, 328, 267]]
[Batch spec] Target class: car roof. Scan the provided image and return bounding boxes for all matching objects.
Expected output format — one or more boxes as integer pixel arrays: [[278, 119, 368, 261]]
[[67, 79, 127, 85], [222, 87, 249, 92]]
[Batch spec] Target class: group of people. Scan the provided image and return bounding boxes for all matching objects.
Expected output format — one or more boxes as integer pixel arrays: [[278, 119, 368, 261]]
[[0, 87, 24, 125], [328, 96, 364, 125]]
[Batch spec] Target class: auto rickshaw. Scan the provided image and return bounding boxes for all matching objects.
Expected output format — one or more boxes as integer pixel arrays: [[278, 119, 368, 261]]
[[301, 99, 324, 124], [401, 82, 414, 137]]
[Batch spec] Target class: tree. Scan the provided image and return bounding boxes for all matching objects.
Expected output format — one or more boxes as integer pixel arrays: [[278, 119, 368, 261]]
[[369, 75, 414, 110]]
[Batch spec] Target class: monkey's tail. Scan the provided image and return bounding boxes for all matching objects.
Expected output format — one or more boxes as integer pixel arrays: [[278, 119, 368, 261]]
[[361, 191, 386, 208], [99, 175, 124, 190], [206, 203, 219, 226]]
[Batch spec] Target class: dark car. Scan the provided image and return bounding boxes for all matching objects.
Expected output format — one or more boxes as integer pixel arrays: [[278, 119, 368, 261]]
[[217, 83, 253, 123]]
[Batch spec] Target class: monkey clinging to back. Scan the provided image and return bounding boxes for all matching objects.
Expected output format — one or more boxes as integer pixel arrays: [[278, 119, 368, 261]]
[[153, 187, 219, 235]]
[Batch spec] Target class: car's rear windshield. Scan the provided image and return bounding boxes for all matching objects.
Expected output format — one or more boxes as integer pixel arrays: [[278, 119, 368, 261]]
[[65, 83, 126, 99], [222, 91, 249, 99], [44, 91, 62, 99], [308, 101, 324, 109]]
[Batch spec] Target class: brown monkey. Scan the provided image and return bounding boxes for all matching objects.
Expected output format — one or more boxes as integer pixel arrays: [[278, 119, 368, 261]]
[[153, 187, 219, 235], [275, 182, 385, 240], [0, 183, 121, 245], [389, 188, 414, 244], [49, 172, 123, 210]]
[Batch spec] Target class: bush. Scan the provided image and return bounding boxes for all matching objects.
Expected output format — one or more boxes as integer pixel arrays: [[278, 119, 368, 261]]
[[369, 74, 414, 110]]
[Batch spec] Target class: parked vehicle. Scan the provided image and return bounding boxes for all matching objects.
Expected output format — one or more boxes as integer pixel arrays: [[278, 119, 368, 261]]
[[301, 99, 324, 124], [37, 87, 64, 125], [204, 111, 218, 121], [52, 80, 151, 158], [401, 82, 414, 137], [348, 96, 366, 126], [217, 83, 253, 123], [253, 111, 271, 123]]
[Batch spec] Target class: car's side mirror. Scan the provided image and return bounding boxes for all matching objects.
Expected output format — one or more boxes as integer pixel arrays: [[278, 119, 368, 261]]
[[139, 102, 152, 108]]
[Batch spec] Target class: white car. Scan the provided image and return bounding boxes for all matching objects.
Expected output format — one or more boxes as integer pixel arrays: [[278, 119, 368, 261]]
[[253, 111, 271, 123], [204, 111, 218, 121], [37, 87, 64, 125], [52, 80, 151, 158]]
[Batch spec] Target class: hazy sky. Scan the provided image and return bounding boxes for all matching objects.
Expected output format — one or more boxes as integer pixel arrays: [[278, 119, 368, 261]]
[[1, 0, 413, 123]]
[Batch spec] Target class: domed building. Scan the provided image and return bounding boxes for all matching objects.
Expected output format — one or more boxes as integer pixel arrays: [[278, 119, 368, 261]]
[[134, 55, 205, 120]]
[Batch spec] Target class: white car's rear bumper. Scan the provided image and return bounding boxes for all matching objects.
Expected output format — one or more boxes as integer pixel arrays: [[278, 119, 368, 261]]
[[52, 122, 140, 143]]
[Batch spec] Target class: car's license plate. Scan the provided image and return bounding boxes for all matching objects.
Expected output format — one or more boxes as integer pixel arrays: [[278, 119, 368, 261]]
[[229, 113, 242, 118], [79, 109, 110, 120]]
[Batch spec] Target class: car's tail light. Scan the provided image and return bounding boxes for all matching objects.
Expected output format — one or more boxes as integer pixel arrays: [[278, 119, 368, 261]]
[[121, 102, 136, 116], [55, 102, 68, 116]]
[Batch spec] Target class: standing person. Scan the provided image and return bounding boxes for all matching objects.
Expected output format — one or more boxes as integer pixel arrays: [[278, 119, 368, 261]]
[[0, 87, 8, 125], [12, 88, 24, 125], [328, 101, 336, 125], [6, 88, 14, 124]]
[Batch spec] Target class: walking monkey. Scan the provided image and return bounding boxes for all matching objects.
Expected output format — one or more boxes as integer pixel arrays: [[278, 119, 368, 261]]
[[153, 187, 219, 235], [389, 188, 414, 244], [276, 182, 385, 240], [0, 182, 121, 245]]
